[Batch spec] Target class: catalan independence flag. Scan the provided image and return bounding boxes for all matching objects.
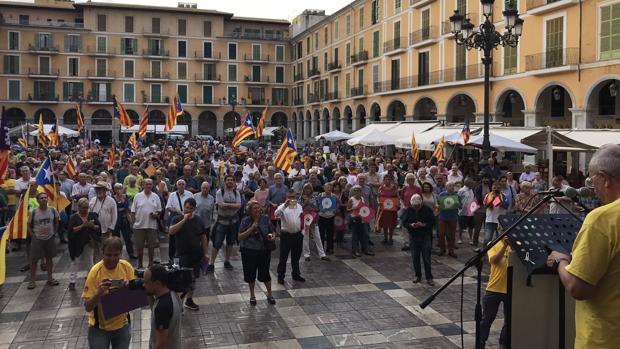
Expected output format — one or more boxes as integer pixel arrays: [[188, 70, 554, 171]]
[[114, 96, 133, 128], [6, 186, 30, 240], [65, 154, 77, 178], [255, 107, 268, 138], [128, 133, 138, 151], [174, 95, 184, 117], [432, 136, 445, 161], [48, 121, 59, 147], [0, 107, 10, 184], [0, 226, 9, 284], [107, 143, 116, 170], [75, 103, 85, 131], [462, 120, 471, 144], [232, 113, 255, 148], [411, 133, 419, 162], [164, 102, 177, 132], [274, 128, 298, 173], [138, 106, 149, 138], [36, 157, 70, 212], [18, 125, 28, 150], [38, 113, 47, 146]]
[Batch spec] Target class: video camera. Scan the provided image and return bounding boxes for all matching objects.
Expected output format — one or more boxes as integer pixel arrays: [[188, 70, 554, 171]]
[[131, 262, 194, 293]]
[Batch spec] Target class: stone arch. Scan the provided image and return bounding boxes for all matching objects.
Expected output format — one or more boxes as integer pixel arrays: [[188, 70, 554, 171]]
[[5, 108, 26, 129], [304, 110, 312, 139], [332, 107, 341, 131], [495, 89, 526, 126], [149, 110, 166, 125], [446, 93, 476, 124], [223, 111, 241, 137], [355, 104, 366, 130], [33, 108, 56, 124], [313, 110, 320, 137], [370, 102, 381, 122], [534, 84, 575, 128], [126, 109, 140, 125], [322, 108, 330, 133], [198, 111, 217, 135], [386, 99, 407, 121], [178, 111, 192, 135], [62, 108, 78, 126], [533, 81, 576, 112], [271, 111, 288, 127], [585, 77, 620, 129], [412, 96, 438, 120], [91, 109, 112, 125]]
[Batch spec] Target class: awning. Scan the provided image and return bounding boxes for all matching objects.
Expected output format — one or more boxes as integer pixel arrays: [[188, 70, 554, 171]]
[[383, 122, 441, 142], [120, 125, 189, 134], [29, 125, 80, 138], [262, 127, 279, 137], [347, 130, 394, 146], [348, 122, 401, 139], [561, 130, 620, 148], [522, 129, 597, 152], [315, 130, 353, 141], [395, 127, 466, 150]]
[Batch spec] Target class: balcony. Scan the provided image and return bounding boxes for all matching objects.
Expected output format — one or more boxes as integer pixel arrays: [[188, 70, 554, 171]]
[[293, 98, 304, 106], [141, 28, 171, 37], [525, 48, 579, 74], [27, 68, 59, 78], [373, 67, 480, 94], [142, 72, 170, 81], [86, 46, 116, 56], [194, 72, 221, 83], [28, 93, 59, 103], [327, 62, 342, 73], [0, 18, 85, 29], [410, 0, 437, 8], [86, 94, 114, 104], [141, 95, 168, 105], [194, 51, 221, 61], [244, 75, 271, 84], [351, 85, 367, 98], [442, 63, 483, 83], [222, 31, 289, 41], [373, 77, 415, 93], [244, 54, 271, 63], [351, 51, 369, 66], [410, 26, 440, 48], [142, 48, 170, 58], [87, 70, 116, 80], [294, 73, 305, 82], [383, 37, 407, 55], [526, 0, 579, 15], [307, 94, 320, 104], [27, 43, 59, 53], [247, 98, 267, 106], [325, 91, 340, 101], [442, 13, 477, 35], [308, 68, 321, 79]]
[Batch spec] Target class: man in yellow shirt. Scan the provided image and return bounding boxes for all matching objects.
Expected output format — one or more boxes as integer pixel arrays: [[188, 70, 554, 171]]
[[548, 144, 620, 349], [83, 236, 135, 349], [479, 236, 511, 349]]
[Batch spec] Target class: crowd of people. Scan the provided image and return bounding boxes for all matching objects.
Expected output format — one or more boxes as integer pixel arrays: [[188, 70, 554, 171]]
[[0, 134, 605, 349]]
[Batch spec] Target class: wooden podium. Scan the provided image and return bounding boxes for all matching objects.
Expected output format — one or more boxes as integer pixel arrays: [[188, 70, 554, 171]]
[[508, 252, 575, 349]]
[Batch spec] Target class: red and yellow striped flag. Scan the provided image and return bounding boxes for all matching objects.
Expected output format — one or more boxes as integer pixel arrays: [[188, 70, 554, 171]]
[[411, 133, 419, 162], [274, 129, 298, 173], [75, 103, 85, 131], [432, 136, 445, 161], [114, 96, 133, 128], [138, 106, 149, 138], [128, 133, 138, 151], [7, 187, 30, 240], [107, 143, 116, 170], [38, 113, 47, 146], [65, 155, 77, 178], [164, 102, 177, 132], [255, 107, 268, 138]]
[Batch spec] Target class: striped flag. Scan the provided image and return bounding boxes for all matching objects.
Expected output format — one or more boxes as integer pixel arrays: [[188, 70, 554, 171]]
[[38, 113, 46, 146], [274, 128, 298, 173], [411, 133, 419, 162], [0, 107, 10, 184], [462, 120, 471, 144], [114, 96, 133, 128], [47, 120, 59, 147], [432, 136, 445, 161], [174, 95, 184, 117], [0, 226, 9, 284], [138, 106, 149, 138], [75, 103, 85, 131], [164, 102, 177, 132], [128, 133, 138, 151], [18, 125, 28, 149], [6, 186, 30, 240], [107, 143, 116, 170], [232, 113, 255, 148], [255, 107, 268, 138], [65, 154, 77, 178]]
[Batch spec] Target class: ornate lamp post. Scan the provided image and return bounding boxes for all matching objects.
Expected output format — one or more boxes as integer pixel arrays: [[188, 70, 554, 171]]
[[228, 94, 239, 128], [449, 0, 523, 160]]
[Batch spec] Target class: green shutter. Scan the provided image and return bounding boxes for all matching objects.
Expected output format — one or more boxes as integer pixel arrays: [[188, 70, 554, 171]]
[[63, 82, 69, 101], [276, 67, 284, 83], [3, 56, 8, 74], [121, 39, 125, 53], [277, 46, 284, 61], [203, 85, 212, 104], [64, 34, 69, 51], [133, 39, 138, 54], [178, 85, 187, 103], [373, 31, 379, 57], [91, 83, 98, 100]]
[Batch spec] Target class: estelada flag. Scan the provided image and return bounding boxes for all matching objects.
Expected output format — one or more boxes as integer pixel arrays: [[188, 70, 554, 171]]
[[107, 144, 116, 170], [37, 113, 46, 146], [432, 136, 445, 161], [411, 133, 419, 162], [128, 133, 138, 151], [164, 102, 177, 132], [139, 106, 149, 138], [113, 96, 133, 128], [462, 120, 471, 144], [65, 155, 78, 178], [231, 113, 255, 148], [75, 103, 85, 131]]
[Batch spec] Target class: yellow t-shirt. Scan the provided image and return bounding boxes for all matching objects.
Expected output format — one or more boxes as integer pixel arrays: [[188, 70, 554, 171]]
[[486, 241, 512, 294], [1, 179, 16, 206], [82, 259, 136, 331], [565, 198, 620, 349]]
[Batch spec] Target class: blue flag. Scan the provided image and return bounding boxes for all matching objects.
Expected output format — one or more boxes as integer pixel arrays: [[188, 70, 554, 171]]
[[35, 157, 54, 186]]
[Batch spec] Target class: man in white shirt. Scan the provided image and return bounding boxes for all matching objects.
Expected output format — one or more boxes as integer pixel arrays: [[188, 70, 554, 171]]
[[71, 173, 92, 213], [275, 189, 305, 285], [519, 165, 537, 182], [88, 181, 117, 239], [288, 161, 306, 193], [242, 158, 260, 183], [15, 166, 31, 194], [131, 179, 162, 268], [166, 179, 194, 262], [447, 164, 464, 184]]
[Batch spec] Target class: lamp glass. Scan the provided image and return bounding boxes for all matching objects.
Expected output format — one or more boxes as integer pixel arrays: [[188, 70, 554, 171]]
[[514, 18, 524, 36], [481, 0, 494, 16], [450, 11, 464, 32], [463, 20, 474, 38], [503, 9, 517, 28]]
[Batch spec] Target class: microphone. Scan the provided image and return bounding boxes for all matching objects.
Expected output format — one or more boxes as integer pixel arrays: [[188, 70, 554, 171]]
[[537, 187, 578, 199]]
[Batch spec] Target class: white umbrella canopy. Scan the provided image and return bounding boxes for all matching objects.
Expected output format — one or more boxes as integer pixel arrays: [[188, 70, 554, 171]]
[[29, 125, 80, 138], [347, 130, 393, 146], [315, 130, 353, 141], [467, 133, 537, 153]]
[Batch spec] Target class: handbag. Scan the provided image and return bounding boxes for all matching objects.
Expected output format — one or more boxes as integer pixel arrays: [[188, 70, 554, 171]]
[[263, 236, 277, 251]]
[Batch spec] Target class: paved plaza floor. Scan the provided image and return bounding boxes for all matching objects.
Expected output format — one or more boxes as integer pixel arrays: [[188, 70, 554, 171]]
[[0, 231, 504, 349]]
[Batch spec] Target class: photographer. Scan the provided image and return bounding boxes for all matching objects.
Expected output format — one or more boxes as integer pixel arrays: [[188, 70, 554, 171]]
[[238, 200, 276, 306], [168, 197, 206, 311], [82, 236, 135, 349], [144, 264, 182, 349]]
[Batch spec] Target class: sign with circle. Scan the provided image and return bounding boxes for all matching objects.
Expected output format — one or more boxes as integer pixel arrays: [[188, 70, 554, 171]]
[[380, 197, 398, 211], [356, 204, 375, 223], [303, 213, 316, 228], [334, 215, 344, 228], [320, 197, 337, 212]]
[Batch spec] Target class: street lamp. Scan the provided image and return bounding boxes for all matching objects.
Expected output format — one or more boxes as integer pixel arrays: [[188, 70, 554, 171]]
[[450, 1, 523, 161]]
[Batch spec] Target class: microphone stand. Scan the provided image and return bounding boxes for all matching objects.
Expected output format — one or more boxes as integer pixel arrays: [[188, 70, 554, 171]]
[[419, 193, 569, 349]]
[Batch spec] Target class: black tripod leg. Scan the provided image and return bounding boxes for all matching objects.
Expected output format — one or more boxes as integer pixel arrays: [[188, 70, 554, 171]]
[[475, 258, 483, 349], [558, 278, 565, 349]]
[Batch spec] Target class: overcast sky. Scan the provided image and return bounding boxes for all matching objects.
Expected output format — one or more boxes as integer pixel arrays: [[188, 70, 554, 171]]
[[17, 0, 354, 21]]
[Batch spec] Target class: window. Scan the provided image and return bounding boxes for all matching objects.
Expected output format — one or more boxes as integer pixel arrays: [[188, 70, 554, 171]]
[[228, 42, 237, 59], [178, 62, 187, 79], [334, 20, 340, 40], [227, 86, 238, 102], [203, 63, 216, 80], [345, 43, 351, 65], [122, 83, 134, 102], [395, 0, 402, 12], [359, 8, 364, 30], [151, 61, 161, 78], [324, 52, 328, 71], [36, 33, 53, 50], [68, 57, 79, 76], [91, 82, 111, 102], [371, 0, 379, 25], [63, 82, 83, 101], [8, 80, 20, 100], [455, 44, 467, 80], [202, 85, 213, 104], [272, 88, 288, 105], [121, 38, 137, 55], [9, 31, 19, 50], [345, 73, 351, 97], [178, 19, 186, 36], [19, 15, 29, 25], [372, 64, 379, 92], [306, 37, 310, 54], [97, 15, 106, 31], [333, 75, 339, 96], [393, 22, 401, 49], [39, 56, 50, 75], [373, 31, 380, 57], [252, 44, 261, 60], [418, 51, 429, 86], [203, 21, 212, 37], [276, 66, 284, 83], [3, 55, 19, 74], [178, 40, 187, 57], [457, 0, 467, 14], [96, 36, 107, 53], [422, 9, 430, 40], [252, 65, 261, 81], [324, 27, 328, 45], [65, 34, 81, 52], [346, 15, 351, 35], [123, 59, 134, 78], [95, 58, 106, 76], [148, 38, 163, 56], [276, 45, 284, 62], [34, 81, 55, 100], [334, 47, 339, 64], [151, 84, 161, 103], [297, 43, 302, 60], [390, 60, 400, 88], [203, 42, 212, 58], [228, 64, 237, 81], [314, 32, 319, 50], [357, 68, 364, 91], [125, 16, 133, 33], [504, 45, 517, 75], [545, 17, 564, 68], [600, 3, 620, 60], [358, 37, 364, 53], [152, 18, 160, 34], [177, 85, 187, 103]]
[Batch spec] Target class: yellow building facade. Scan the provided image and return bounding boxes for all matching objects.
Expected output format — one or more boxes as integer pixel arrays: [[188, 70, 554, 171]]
[[0, 0, 619, 143]]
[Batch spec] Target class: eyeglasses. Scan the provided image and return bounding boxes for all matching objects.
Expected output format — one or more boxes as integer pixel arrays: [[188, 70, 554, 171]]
[[585, 172, 604, 189]]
